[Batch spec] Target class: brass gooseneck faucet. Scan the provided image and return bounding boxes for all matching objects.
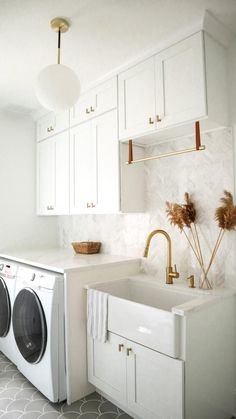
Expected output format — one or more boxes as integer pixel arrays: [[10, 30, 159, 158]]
[[143, 229, 179, 285]]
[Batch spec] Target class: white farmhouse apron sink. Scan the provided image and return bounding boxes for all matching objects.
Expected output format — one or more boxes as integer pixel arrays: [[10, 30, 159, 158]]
[[90, 276, 200, 358]]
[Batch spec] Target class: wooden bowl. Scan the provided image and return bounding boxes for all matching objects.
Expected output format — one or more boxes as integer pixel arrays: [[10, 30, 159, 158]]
[[71, 241, 101, 254]]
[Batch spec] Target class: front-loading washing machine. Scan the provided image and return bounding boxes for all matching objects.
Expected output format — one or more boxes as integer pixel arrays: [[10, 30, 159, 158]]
[[12, 264, 66, 402], [0, 260, 18, 365]]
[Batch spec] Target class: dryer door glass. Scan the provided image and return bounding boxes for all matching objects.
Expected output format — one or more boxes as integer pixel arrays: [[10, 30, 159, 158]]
[[0, 277, 11, 337], [13, 288, 47, 364]]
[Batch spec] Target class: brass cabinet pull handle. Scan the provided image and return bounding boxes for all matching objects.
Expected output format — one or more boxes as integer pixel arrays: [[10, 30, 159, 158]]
[[47, 205, 54, 210], [90, 106, 95, 112], [91, 202, 96, 208], [148, 117, 154, 125], [126, 348, 132, 356], [87, 203, 91, 208], [86, 108, 90, 114], [156, 115, 162, 122], [47, 127, 50, 132], [118, 344, 124, 352]]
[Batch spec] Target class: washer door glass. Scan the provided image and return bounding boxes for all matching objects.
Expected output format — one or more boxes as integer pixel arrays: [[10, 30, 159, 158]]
[[13, 288, 47, 364], [0, 277, 11, 337]]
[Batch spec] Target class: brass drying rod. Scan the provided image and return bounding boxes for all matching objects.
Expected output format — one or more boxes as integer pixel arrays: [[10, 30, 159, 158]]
[[127, 121, 206, 164]]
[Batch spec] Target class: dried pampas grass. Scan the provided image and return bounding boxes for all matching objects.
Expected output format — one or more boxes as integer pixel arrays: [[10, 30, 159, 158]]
[[215, 191, 236, 230], [166, 190, 236, 290]]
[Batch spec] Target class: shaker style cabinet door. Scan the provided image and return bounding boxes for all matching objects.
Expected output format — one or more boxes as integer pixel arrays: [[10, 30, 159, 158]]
[[126, 341, 184, 419], [36, 111, 69, 141], [70, 77, 117, 126], [118, 57, 156, 140], [155, 31, 207, 129], [92, 110, 119, 213], [70, 121, 97, 213], [37, 131, 69, 215], [37, 139, 55, 214], [88, 333, 127, 406]]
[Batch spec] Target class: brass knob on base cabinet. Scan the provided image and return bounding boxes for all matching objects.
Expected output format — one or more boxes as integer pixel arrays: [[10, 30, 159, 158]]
[[118, 344, 124, 352], [47, 205, 54, 210], [47, 127, 51, 132], [90, 106, 95, 112], [91, 203, 96, 208], [148, 117, 154, 125], [86, 203, 91, 208], [156, 115, 162, 122], [126, 348, 132, 356], [86, 108, 90, 114]]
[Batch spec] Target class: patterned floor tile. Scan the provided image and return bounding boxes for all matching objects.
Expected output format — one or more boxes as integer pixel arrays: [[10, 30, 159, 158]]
[[0, 352, 133, 418]]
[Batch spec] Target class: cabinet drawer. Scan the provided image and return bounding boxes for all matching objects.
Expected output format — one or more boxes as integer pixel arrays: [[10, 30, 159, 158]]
[[36, 111, 69, 141], [70, 77, 117, 126]]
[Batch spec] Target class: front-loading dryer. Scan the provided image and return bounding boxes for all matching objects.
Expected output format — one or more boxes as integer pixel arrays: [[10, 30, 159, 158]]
[[12, 265, 66, 402], [0, 260, 18, 365]]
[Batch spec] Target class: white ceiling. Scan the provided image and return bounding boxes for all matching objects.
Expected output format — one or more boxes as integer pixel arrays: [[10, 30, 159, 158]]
[[1, 0, 236, 114]]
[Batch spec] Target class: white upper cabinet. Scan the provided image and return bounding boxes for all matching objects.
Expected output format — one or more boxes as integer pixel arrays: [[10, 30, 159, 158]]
[[36, 111, 69, 142], [70, 120, 97, 213], [118, 31, 227, 142], [70, 110, 120, 214], [37, 131, 69, 215], [70, 77, 117, 126], [118, 57, 156, 139], [155, 32, 206, 129]]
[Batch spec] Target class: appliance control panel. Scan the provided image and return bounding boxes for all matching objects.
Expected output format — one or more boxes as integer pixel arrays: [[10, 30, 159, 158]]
[[0, 261, 18, 278]]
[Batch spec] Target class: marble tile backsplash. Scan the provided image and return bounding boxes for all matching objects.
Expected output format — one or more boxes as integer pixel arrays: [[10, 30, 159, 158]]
[[58, 128, 236, 287]]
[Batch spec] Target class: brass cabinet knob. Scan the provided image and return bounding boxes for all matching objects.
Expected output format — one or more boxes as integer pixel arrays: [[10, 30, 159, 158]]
[[87, 203, 91, 208], [47, 205, 54, 210], [91, 202, 96, 208], [156, 115, 162, 122], [90, 106, 95, 112], [148, 117, 154, 125], [86, 108, 90, 114], [126, 348, 132, 356], [118, 344, 124, 352], [47, 127, 51, 132]]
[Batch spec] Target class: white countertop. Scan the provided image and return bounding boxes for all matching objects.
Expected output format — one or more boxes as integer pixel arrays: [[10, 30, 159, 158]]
[[0, 248, 140, 274]]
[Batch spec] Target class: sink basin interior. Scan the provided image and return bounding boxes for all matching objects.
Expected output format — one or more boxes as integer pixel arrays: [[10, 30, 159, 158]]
[[92, 278, 198, 312]]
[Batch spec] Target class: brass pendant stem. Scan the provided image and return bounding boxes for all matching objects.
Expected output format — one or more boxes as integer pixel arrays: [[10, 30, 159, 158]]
[[57, 29, 61, 64]]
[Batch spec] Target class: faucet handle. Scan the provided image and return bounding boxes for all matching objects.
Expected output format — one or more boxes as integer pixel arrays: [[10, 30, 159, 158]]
[[172, 264, 179, 279]]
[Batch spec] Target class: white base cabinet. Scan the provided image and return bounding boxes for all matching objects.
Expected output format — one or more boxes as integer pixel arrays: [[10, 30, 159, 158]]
[[88, 333, 184, 419], [37, 131, 69, 215]]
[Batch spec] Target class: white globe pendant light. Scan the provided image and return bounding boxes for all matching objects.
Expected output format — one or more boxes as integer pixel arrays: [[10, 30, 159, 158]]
[[36, 17, 80, 112]]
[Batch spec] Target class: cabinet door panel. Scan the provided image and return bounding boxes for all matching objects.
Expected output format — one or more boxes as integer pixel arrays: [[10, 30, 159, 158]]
[[37, 139, 55, 214], [54, 132, 69, 214], [94, 77, 117, 116], [70, 122, 97, 213], [127, 342, 184, 419], [93, 110, 119, 213], [88, 333, 127, 405], [36, 111, 69, 141], [70, 91, 94, 126], [118, 57, 156, 139], [156, 32, 206, 128], [37, 132, 69, 215]]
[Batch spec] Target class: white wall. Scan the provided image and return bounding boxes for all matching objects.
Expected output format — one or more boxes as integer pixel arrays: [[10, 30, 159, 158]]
[[0, 110, 58, 251], [228, 39, 236, 196], [58, 128, 235, 288]]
